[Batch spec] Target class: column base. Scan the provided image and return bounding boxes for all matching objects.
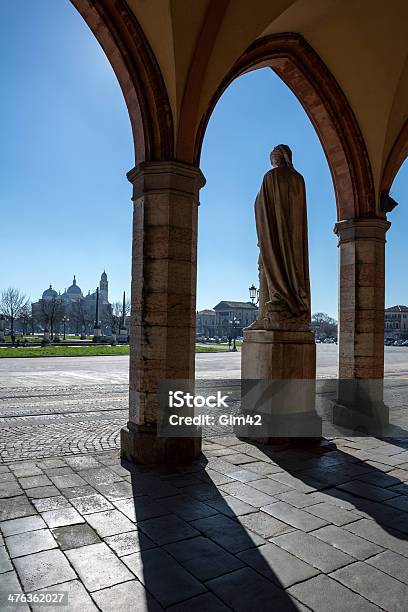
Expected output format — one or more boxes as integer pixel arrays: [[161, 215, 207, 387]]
[[120, 425, 202, 465], [333, 379, 389, 436]]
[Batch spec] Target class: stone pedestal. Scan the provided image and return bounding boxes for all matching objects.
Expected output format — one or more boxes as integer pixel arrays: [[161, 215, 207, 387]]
[[242, 329, 316, 379], [93, 327, 101, 338], [121, 161, 205, 464], [240, 329, 321, 442]]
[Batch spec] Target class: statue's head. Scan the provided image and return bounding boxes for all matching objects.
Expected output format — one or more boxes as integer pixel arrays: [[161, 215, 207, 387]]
[[270, 144, 293, 168]]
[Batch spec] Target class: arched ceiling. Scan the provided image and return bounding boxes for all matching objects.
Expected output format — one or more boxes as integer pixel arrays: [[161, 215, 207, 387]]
[[125, 0, 407, 196]]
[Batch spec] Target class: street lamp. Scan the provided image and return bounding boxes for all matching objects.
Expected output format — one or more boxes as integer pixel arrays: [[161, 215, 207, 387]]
[[249, 283, 259, 304], [229, 315, 240, 352], [62, 315, 69, 341]]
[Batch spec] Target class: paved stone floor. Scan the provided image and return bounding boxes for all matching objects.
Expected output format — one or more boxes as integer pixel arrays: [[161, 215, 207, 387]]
[[1, 435, 408, 611], [1, 351, 408, 610]]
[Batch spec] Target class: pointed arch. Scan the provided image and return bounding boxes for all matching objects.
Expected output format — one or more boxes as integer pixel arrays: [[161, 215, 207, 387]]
[[71, 0, 174, 163], [194, 33, 375, 221], [381, 119, 408, 195]]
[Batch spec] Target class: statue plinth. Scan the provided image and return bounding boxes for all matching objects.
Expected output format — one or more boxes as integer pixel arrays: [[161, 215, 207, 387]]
[[242, 329, 315, 378], [240, 328, 321, 444]]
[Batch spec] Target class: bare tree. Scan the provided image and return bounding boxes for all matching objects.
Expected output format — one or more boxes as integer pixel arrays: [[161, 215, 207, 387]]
[[17, 303, 33, 336], [104, 302, 122, 335], [311, 312, 338, 340], [0, 287, 29, 336], [39, 298, 65, 339], [71, 300, 93, 337]]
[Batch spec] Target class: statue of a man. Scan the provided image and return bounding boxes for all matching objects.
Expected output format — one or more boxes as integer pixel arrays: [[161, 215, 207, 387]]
[[248, 145, 311, 331]]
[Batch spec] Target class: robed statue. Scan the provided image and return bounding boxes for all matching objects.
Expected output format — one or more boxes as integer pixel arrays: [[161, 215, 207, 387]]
[[248, 145, 311, 331]]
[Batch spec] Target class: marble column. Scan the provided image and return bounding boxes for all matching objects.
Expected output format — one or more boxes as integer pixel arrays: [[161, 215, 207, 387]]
[[121, 161, 205, 464], [334, 218, 390, 433]]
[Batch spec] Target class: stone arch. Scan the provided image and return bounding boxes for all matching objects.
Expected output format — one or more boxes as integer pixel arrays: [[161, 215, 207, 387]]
[[193, 33, 375, 221], [71, 0, 174, 163], [380, 119, 408, 195]]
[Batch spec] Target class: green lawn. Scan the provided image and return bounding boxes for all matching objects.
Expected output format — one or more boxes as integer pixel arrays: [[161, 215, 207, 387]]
[[0, 345, 130, 358], [195, 344, 229, 353], [0, 344, 229, 358]]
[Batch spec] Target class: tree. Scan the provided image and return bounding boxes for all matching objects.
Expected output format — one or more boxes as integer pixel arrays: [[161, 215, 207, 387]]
[[17, 303, 33, 335], [311, 312, 338, 340], [38, 297, 65, 338], [104, 302, 122, 335], [0, 287, 29, 336], [71, 300, 93, 336]]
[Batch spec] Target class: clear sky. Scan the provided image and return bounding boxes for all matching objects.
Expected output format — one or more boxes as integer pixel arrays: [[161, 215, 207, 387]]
[[0, 0, 406, 316]]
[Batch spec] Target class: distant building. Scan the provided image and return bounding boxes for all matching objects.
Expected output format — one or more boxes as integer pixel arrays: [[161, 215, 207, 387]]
[[212, 301, 258, 338], [196, 309, 216, 337], [385, 305, 408, 339], [32, 272, 112, 334]]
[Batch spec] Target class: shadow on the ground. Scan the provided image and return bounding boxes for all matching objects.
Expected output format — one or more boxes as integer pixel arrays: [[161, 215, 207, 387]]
[[244, 435, 408, 541], [122, 456, 303, 611]]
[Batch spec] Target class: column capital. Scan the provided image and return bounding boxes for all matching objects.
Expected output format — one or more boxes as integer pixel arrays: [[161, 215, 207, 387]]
[[334, 217, 391, 244], [127, 160, 206, 201]]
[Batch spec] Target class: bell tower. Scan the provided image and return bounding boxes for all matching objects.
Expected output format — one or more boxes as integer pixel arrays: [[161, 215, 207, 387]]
[[99, 270, 108, 301]]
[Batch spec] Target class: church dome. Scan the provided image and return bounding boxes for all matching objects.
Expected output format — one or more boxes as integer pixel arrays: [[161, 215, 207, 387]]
[[67, 275, 82, 296], [42, 284, 58, 300]]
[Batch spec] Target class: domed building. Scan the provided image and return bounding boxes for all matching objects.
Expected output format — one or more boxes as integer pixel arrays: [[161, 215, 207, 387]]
[[32, 272, 114, 335], [63, 276, 83, 301], [41, 285, 58, 300]]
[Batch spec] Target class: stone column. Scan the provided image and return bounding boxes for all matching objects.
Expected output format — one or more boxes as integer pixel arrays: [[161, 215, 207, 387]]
[[334, 218, 391, 433], [121, 161, 205, 464]]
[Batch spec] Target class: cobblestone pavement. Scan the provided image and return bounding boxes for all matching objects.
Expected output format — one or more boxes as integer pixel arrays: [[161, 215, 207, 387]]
[[0, 384, 128, 463], [1, 435, 408, 611], [2, 376, 408, 462]]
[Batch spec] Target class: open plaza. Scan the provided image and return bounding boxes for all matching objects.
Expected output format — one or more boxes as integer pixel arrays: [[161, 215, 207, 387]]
[[1, 347, 408, 610], [1, 0, 408, 610]]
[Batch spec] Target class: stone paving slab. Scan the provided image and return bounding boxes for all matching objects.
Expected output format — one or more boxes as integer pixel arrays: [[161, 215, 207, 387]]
[[66, 542, 135, 591], [331, 561, 408, 611], [0, 570, 30, 612], [6, 528, 57, 558], [122, 548, 206, 607], [206, 567, 299, 612], [91, 579, 162, 612], [237, 541, 319, 587], [164, 535, 244, 581], [1, 428, 408, 610], [13, 548, 76, 591], [271, 529, 354, 572], [30, 580, 97, 612], [288, 573, 382, 611]]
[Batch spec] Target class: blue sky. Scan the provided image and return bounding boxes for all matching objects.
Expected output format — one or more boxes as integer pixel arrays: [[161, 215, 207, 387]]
[[0, 0, 406, 316]]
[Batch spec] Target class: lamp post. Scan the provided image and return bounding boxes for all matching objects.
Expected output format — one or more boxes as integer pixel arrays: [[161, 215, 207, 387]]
[[249, 283, 259, 304], [62, 315, 69, 341], [229, 315, 240, 352], [93, 287, 101, 339]]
